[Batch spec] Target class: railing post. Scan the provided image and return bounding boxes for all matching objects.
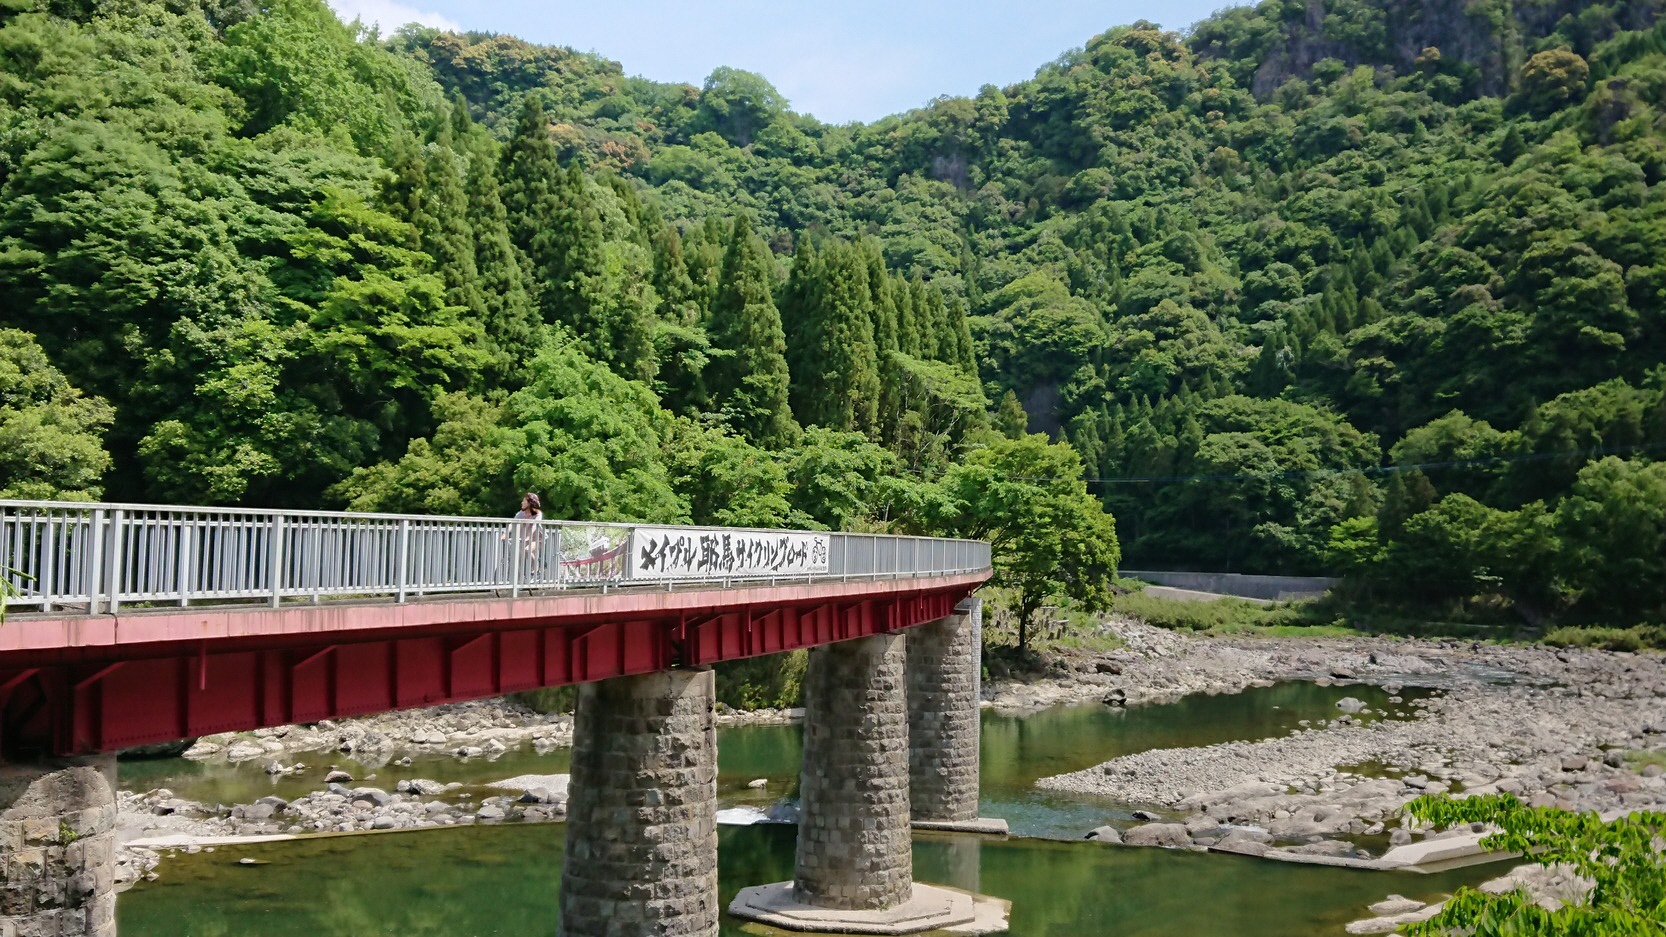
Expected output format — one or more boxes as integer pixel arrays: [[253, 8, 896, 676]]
[[396, 519, 410, 603], [177, 521, 193, 607], [269, 514, 284, 609], [39, 511, 55, 613], [103, 509, 124, 615], [509, 522, 522, 599]]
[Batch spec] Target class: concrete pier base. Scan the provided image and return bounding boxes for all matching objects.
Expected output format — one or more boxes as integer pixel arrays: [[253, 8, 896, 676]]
[[907, 600, 1006, 836], [0, 756, 118, 937], [558, 669, 718, 937], [728, 881, 1010, 935], [910, 817, 1009, 835]]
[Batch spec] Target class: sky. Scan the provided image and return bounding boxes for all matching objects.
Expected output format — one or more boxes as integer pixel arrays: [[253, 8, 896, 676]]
[[327, 0, 1240, 125]]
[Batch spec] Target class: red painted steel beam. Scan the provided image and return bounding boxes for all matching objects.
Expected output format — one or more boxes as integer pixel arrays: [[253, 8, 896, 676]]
[[0, 573, 988, 665], [1, 574, 985, 757]]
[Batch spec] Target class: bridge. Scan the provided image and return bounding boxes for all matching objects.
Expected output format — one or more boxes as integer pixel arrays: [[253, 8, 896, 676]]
[[1, 500, 1006, 937]]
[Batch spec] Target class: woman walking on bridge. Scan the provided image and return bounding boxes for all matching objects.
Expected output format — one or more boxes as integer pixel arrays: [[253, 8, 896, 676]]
[[504, 493, 545, 578]]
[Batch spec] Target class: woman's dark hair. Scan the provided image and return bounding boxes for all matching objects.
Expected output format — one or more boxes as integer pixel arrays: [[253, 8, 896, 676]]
[[523, 493, 541, 513]]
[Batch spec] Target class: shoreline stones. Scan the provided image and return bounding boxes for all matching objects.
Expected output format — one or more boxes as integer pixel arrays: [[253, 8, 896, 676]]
[[113, 770, 574, 890], [1028, 619, 1664, 915]]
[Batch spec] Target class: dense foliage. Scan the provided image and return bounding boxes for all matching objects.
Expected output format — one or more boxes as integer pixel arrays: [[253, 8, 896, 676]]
[[3, 0, 1666, 628], [1405, 794, 1666, 935]]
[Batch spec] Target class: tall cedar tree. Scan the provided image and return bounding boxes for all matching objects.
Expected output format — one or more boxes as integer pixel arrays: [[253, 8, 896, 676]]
[[454, 108, 540, 379], [783, 240, 881, 434], [707, 216, 796, 447], [502, 100, 649, 376]]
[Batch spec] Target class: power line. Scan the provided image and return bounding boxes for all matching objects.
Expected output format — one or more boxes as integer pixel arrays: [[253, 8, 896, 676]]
[[1007, 440, 1666, 486]]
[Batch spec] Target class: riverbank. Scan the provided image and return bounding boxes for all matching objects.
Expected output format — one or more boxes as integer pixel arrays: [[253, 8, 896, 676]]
[[1027, 621, 1666, 843], [112, 698, 803, 888]]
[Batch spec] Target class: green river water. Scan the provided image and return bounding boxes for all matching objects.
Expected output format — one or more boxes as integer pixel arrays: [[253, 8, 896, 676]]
[[118, 681, 1491, 936]]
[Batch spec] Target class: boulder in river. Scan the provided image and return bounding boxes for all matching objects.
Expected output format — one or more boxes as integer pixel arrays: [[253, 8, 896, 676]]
[[225, 740, 267, 761], [1122, 822, 1191, 848], [1335, 697, 1366, 715], [1369, 896, 1425, 916], [1084, 826, 1122, 844]]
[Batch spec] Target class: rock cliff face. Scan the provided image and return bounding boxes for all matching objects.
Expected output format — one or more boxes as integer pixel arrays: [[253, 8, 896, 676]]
[[1192, 0, 1664, 99]]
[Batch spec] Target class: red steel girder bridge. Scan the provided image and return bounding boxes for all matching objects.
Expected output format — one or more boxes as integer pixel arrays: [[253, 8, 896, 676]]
[[0, 501, 990, 758]]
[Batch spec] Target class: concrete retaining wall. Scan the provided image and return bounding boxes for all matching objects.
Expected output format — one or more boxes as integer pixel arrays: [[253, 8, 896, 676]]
[[1122, 570, 1338, 601]]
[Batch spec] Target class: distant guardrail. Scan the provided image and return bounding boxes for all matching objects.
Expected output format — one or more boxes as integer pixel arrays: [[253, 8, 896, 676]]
[[1121, 569, 1337, 602], [0, 500, 990, 614]]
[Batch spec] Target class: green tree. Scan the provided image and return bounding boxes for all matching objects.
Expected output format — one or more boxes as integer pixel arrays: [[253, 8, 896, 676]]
[[335, 337, 683, 523], [783, 240, 881, 435], [916, 436, 1119, 652], [664, 420, 796, 528], [501, 100, 654, 376], [781, 427, 898, 531], [693, 67, 787, 147], [706, 215, 796, 446], [995, 389, 1029, 438], [1556, 457, 1666, 617], [0, 329, 113, 500], [1518, 49, 1592, 115]]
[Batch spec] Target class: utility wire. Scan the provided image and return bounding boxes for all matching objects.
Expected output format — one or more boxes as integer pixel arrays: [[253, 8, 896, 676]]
[[1001, 440, 1666, 486]]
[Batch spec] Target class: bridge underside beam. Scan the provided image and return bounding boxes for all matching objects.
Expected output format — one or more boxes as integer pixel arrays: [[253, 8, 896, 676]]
[[0, 589, 966, 758]]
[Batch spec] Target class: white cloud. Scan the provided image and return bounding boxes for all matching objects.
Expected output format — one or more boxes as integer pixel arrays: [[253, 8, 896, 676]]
[[327, 0, 462, 33]]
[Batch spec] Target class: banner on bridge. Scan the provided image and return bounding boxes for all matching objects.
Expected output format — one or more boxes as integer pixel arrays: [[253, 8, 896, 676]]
[[628, 526, 831, 580]]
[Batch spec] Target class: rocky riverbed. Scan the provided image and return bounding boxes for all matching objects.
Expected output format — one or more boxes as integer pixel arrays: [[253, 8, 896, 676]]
[[1028, 620, 1666, 839], [112, 697, 802, 888], [1019, 619, 1665, 931]]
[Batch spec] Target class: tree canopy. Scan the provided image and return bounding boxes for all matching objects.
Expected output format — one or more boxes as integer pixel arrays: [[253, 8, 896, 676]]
[[5, 0, 1666, 628]]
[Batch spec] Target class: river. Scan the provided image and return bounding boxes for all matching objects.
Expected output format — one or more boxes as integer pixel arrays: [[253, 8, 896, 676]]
[[117, 681, 1489, 936]]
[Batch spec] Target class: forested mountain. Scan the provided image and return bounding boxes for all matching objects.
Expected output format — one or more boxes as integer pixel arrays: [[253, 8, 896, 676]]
[[2, 0, 1664, 623]]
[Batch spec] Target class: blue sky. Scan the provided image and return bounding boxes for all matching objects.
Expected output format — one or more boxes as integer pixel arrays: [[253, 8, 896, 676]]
[[328, 0, 1241, 124]]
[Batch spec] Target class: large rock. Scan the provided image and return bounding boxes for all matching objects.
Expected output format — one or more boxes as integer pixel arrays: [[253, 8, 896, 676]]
[[1084, 825, 1122, 844], [1122, 822, 1192, 848], [1369, 896, 1425, 915], [224, 740, 267, 761], [234, 802, 276, 821], [351, 788, 392, 808]]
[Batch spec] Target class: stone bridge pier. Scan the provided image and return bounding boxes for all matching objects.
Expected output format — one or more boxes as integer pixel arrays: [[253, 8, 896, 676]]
[[0, 756, 118, 937], [909, 599, 1006, 835], [730, 603, 1008, 934], [559, 669, 718, 937]]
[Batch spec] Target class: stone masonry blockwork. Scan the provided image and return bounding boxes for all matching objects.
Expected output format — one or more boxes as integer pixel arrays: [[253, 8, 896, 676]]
[[907, 603, 981, 822], [793, 633, 913, 911], [559, 669, 718, 937], [0, 756, 118, 937]]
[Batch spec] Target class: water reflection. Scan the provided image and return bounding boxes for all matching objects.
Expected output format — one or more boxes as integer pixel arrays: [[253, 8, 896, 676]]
[[118, 681, 1463, 936], [121, 823, 1489, 937]]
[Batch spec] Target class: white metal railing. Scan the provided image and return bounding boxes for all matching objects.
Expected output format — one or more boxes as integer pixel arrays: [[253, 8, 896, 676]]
[[0, 501, 990, 615]]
